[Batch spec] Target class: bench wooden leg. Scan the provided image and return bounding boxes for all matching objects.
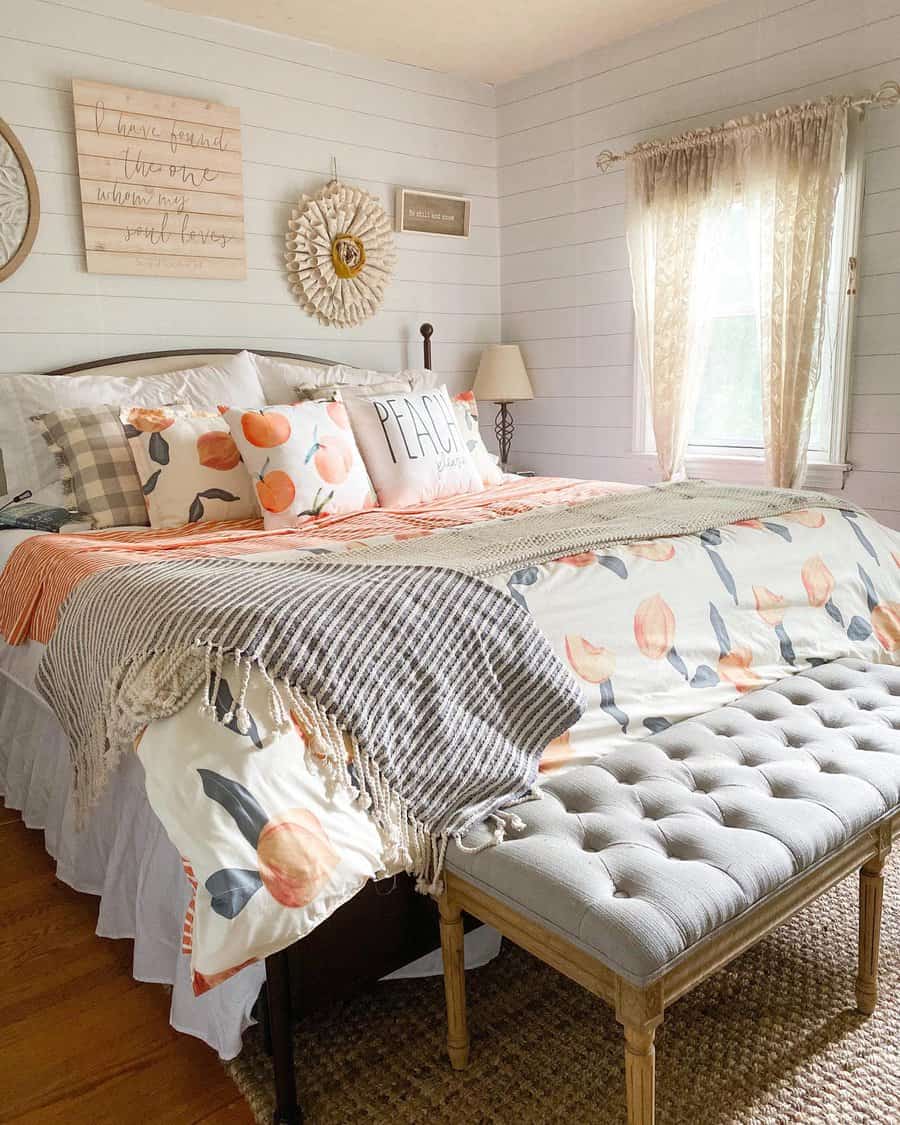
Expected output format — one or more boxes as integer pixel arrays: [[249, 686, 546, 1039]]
[[856, 853, 887, 1015], [616, 981, 663, 1125], [438, 891, 470, 1070], [624, 1026, 656, 1125]]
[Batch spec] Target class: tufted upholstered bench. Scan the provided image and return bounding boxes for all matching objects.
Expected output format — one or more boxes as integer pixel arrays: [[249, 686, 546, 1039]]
[[437, 658, 900, 1124]]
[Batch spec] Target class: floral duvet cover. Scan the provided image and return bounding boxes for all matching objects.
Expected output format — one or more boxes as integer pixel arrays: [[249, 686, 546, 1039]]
[[4, 479, 899, 994], [136, 493, 900, 994]]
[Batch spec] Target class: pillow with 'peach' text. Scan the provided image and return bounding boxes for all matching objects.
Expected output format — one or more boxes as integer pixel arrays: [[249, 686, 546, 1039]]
[[222, 397, 376, 529], [345, 385, 483, 508]]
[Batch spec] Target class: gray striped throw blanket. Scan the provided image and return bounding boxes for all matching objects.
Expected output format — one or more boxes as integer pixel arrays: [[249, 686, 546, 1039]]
[[36, 557, 585, 889]]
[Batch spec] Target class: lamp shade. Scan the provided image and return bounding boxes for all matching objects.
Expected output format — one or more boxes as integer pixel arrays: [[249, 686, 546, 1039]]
[[472, 344, 533, 403]]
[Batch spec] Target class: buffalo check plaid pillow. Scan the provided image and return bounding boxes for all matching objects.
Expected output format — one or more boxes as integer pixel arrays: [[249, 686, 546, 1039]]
[[31, 404, 150, 528]]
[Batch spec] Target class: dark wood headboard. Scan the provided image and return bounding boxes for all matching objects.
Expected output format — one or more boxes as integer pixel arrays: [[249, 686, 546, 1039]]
[[39, 323, 436, 377]]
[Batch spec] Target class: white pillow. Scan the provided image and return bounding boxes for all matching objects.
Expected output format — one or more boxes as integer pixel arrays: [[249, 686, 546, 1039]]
[[1, 352, 265, 507], [345, 386, 483, 509], [250, 353, 434, 405]]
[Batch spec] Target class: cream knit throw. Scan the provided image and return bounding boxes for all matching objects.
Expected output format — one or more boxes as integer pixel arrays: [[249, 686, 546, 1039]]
[[314, 481, 862, 576]]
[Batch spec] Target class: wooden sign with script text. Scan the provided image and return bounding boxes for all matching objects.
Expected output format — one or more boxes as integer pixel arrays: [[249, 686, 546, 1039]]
[[72, 80, 246, 279]]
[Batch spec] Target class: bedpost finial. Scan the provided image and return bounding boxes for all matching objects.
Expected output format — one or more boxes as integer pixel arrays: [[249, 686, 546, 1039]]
[[420, 323, 434, 371]]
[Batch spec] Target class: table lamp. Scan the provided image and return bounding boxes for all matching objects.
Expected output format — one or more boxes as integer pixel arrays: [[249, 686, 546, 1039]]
[[472, 344, 533, 469]]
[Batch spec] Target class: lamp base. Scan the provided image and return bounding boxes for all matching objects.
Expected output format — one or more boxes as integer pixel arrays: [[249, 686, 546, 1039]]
[[493, 401, 515, 469]]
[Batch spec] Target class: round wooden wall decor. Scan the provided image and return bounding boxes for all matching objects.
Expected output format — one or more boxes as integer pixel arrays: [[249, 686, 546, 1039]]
[[285, 179, 396, 329], [0, 117, 40, 283]]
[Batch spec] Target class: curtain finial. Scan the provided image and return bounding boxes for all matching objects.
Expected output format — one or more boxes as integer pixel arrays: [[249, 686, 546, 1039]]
[[872, 81, 900, 109]]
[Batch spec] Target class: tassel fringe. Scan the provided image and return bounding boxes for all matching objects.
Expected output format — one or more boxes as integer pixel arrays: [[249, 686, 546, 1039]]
[[77, 639, 474, 893]]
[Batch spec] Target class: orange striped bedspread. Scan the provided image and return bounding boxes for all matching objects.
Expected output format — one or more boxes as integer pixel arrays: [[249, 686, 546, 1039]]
[[0, 477, 628, 646]]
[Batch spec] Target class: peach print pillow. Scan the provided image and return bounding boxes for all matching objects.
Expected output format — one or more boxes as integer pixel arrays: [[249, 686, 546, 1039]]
[[221, 396, 376, 529], [122, 406, 257, 529], [452, 391, 505, 486]]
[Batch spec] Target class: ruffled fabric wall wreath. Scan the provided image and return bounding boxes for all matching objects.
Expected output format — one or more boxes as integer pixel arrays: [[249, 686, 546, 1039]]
[[285, 178, 397, 329]]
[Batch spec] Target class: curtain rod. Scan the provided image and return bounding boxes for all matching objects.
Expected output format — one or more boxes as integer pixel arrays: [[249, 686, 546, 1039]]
[[595, 80, 900, 172]]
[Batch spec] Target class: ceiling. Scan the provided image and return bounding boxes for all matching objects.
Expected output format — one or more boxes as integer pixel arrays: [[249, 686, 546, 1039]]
[[156, 0, 722, 86]]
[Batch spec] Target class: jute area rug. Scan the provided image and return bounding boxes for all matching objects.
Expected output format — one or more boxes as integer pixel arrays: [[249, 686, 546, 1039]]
[[227, 869, 900, 1124]]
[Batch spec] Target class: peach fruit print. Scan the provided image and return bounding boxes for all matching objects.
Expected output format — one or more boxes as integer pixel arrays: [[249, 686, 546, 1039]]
[[123, 409, 174, 477], [124, 407, 175, 433], [564, 634, 629, 732], [565, 635, 614, 682], [255, 462, 296, 513], [753, 585, 796, 664], [799, 555, 870, 643], [197, 430, 241, 471], [257, 809, 339, 909], [241, 409, 292, 448], [305, 427, 353, 486], [198, 768, 339, 915]]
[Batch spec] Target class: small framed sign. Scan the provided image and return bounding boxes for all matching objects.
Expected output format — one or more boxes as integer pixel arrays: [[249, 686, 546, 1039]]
[[395, 188, 470, 238]]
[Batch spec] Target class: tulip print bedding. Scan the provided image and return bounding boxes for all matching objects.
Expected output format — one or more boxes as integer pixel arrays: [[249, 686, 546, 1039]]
[[3, 478, 900, 996], [133, 493, 900, 993]]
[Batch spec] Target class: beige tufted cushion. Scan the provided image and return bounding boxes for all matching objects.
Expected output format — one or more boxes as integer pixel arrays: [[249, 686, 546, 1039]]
[[447, 659, 900, 985]]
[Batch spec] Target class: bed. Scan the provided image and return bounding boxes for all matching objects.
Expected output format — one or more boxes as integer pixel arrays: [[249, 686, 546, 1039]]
[[0, 329, 506, 1058], [2, 326, 900, 1099]]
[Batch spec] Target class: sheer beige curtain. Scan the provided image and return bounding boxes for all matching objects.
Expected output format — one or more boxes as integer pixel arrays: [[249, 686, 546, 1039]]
[[626, 147, 726, 481], [752, 103, 847, 487], [625, 99, 848, 487]]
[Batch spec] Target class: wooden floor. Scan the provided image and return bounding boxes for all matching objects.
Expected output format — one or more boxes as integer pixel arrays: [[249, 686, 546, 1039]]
[[0, 800, 254, 1124]]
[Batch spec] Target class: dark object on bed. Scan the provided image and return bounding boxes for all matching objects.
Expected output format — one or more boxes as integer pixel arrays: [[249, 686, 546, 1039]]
[[0, 501, 74, 532]]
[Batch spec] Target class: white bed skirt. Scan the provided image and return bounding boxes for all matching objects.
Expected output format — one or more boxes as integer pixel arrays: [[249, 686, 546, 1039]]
[[0, 667, 264, 1058], [0, 662, 501, 1058]]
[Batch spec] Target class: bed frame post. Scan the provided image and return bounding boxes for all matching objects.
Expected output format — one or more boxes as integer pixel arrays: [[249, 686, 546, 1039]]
[[265, 948, 303, 1124], [420, 322, 433, 371], [257, 978, 273, 1056]]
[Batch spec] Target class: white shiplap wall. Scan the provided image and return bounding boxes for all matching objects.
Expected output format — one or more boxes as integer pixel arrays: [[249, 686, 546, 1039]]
[[495, 0, 900, 529], [4, 0, 898, 526], [1, 0, 499, 391]]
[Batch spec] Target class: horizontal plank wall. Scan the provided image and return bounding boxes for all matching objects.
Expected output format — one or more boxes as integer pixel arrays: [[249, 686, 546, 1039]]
[[1, 0, 499, 393], [494, 0, 900, 528]]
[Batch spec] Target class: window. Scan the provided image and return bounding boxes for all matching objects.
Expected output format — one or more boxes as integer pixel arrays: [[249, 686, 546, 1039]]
[[634, 137, 863, 479]]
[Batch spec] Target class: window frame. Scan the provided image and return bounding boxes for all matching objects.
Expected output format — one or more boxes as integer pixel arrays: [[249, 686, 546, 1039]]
[[631, 124, 865, 489]]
